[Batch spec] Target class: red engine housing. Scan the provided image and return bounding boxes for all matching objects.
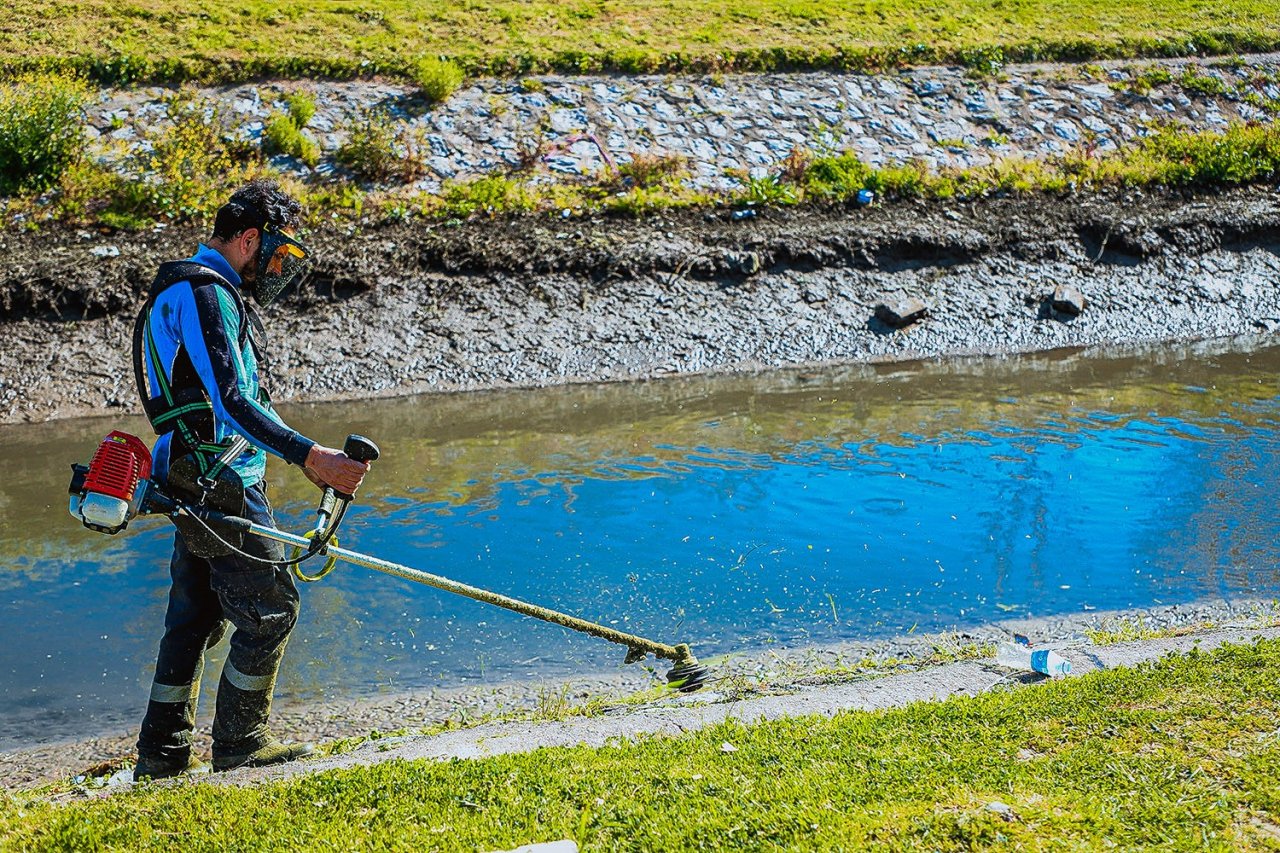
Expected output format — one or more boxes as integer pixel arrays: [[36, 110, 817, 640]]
[[83, 430, 152, 503]]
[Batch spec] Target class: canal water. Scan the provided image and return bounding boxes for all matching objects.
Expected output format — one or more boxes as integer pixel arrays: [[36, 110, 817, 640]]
[[4, 339, 1280, 750]]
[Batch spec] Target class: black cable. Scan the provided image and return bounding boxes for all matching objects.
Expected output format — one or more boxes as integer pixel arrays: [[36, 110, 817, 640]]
[[177, 501, 345, 567]]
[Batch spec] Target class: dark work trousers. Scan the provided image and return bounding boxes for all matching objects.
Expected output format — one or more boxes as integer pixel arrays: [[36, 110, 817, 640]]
[[136, 482, 300, 762]]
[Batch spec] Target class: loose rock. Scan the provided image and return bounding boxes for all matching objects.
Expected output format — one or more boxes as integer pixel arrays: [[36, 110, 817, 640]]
[[724, 250, 762, 276], [874, 296, 929, 328], [1051, 285, 1088, 317]]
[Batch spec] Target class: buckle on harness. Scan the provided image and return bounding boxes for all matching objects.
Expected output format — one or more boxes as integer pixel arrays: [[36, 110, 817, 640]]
[[197, 436, 252, 501]]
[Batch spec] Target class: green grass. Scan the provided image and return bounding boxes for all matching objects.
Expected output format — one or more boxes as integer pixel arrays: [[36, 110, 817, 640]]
[[6, 0, 1280, 83], [5, 639, 1280, 850]]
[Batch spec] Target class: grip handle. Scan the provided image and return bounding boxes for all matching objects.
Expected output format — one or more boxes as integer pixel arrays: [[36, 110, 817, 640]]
[[329, 434, 380, 502], [343, 434, 381, 464]]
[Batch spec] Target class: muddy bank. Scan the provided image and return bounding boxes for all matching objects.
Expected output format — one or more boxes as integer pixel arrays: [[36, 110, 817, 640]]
[[4, 596, 1274, 792], [3, 184, 1280, 424]]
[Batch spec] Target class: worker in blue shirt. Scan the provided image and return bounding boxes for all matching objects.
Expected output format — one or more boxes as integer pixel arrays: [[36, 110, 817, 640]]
[[132, 180, 369, 780]]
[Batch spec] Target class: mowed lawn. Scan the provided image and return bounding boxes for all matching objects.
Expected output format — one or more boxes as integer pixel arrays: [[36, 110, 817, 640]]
[[5, 0, 1280, 79]]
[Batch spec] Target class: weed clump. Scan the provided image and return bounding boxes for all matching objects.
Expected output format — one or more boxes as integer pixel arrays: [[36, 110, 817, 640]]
[[1125, 65, 1174, 95], [262, 90, 320, 167], [440, 173, 532, 217], [336, 108, 426, 183], [283, 91, 317, 127], [1125, 122, 1280, 184], [958, 44, 1005, 77], [0, 72, 88, 196], [411, 56, 465, 105], [1178, 65, 1230, 97], [614, 152, 687, 189]]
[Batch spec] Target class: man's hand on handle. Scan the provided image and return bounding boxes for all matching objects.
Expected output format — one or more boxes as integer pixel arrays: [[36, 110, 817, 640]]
[[304, 444, 370, 495]]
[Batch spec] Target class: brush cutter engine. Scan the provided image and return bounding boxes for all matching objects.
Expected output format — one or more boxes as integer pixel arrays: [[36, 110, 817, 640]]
[[68, 431, 154, 534]]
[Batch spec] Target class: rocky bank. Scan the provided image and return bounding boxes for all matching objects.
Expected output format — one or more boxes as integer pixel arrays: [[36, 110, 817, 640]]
[[3, 183, 1280, 424]]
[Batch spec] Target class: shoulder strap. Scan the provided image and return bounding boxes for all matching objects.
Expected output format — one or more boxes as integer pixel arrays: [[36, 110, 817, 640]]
[[146, 261, 231, 299]]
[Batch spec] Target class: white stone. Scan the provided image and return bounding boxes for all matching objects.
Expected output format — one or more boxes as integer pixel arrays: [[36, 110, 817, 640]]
[[1052, 120, 1081, 142], [1081, 116, 1110, 133]]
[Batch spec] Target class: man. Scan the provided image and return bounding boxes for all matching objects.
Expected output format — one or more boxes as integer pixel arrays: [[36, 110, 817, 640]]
[[132, 179, 369, 780]]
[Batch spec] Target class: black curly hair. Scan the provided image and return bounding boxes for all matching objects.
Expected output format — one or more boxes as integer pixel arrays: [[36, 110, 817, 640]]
[[211, 178, 302, 240]]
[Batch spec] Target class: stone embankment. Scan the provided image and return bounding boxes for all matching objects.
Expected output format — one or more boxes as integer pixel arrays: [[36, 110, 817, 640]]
[[87, 54, 1280, 191]]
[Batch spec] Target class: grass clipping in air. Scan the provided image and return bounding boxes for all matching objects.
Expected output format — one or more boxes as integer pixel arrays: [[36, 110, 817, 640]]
[[5, 639, 1280, 849]]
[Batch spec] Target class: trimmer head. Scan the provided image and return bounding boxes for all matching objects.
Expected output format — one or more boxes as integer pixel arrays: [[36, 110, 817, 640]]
[[665, 644, 712, 692], [666, 660, 712, 692]]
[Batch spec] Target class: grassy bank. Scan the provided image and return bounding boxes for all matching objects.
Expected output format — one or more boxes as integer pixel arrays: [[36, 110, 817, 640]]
[[6, 0, 1280, 83], [4, 639, 1280, 850]]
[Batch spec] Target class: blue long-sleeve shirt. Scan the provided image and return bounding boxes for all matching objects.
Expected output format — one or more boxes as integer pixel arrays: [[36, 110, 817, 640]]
[[143, 245, 315, 485]]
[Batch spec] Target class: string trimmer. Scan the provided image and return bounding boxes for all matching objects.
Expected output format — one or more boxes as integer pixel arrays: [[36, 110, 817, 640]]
[[67, 431, 711, 691]]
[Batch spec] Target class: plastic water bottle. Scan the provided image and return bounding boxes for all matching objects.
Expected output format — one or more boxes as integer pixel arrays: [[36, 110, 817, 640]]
[[995, 642, 1072, 678]]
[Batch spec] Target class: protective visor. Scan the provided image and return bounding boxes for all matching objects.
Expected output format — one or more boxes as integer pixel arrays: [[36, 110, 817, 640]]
[[253, 226, 311, 305]]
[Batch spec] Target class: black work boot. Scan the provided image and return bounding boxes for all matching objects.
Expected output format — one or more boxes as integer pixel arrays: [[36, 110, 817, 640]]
[[133, 752, 210, 782], [212, 738, 315, 771]]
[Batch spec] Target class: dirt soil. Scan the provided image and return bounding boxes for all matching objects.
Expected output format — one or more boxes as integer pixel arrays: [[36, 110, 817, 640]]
[[4, 185, 1280, 424]]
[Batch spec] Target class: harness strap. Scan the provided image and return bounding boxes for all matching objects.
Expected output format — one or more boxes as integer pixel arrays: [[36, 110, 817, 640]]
[[132, 261, 259, 474]]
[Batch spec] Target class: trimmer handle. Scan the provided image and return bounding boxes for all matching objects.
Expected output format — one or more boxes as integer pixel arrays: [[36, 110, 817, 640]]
[[343, 434, 381, 465], [316, 434, 380, 521], [328, 434, 380, 502]]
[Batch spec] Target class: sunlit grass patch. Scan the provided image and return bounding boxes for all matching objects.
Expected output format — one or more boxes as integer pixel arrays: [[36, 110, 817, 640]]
[[8, 0, 1280, 84]]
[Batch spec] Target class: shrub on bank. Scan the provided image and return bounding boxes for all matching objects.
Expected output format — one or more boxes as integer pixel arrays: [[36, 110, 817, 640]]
[[283, 91, 317, 128], [0, 73, 88, 196], [336, 108, 427, 183], [411, 56, 465, 105], [263, 113, 320, 167], [262, 91, 320, 167]]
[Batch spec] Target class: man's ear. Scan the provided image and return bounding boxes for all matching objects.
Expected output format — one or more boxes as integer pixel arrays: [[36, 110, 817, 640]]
[[239, 227, 260, 258]]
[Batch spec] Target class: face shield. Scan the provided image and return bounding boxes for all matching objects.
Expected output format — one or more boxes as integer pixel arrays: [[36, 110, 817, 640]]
[[250, 225, 311, 305]]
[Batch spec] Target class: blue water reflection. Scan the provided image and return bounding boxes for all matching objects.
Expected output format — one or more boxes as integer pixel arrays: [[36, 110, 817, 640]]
[[4, 341, 1280, 749]]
